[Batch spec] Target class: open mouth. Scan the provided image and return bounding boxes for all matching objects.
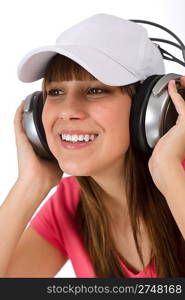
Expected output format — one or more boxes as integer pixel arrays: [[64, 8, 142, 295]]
[[59, 133, 99, 150], [59, 134, 99, 143]]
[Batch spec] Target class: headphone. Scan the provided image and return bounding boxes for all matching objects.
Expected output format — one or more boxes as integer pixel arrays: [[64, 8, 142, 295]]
[[22, 20, 185, 160]]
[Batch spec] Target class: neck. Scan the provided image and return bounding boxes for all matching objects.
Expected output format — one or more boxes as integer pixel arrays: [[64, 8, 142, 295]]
[[91, 159, 128, 218]]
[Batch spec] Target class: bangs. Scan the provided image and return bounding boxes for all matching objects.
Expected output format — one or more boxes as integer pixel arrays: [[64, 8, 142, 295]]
[[42, 54, 97, 95], [42, 54, 97, 100], [42, 53, 140, 101]]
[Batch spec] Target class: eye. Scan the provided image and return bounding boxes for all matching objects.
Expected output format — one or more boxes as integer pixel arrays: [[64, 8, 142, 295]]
[[87, 88, 109, 95], [47, 89, 64, 96]]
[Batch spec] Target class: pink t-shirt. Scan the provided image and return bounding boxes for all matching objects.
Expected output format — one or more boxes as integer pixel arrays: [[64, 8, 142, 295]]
[[30, 176, 157, 278]]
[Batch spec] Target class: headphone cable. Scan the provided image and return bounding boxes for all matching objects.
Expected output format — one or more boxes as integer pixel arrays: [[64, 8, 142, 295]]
[[130, 19, 185, 63]]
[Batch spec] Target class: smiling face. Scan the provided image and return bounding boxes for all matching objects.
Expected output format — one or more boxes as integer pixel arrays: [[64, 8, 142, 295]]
[[41, 55, 132, 177], [42, 79, 131, 176]]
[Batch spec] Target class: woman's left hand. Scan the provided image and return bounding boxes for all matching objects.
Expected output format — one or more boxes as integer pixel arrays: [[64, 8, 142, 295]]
[[148, 76, 185, 194]]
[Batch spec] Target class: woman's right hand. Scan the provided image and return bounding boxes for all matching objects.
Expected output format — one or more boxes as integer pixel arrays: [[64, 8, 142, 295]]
[[14, 101, 63, 190]]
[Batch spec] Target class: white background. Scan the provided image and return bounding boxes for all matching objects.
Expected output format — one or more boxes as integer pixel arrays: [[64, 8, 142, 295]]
[[0, 0, 185, 277]]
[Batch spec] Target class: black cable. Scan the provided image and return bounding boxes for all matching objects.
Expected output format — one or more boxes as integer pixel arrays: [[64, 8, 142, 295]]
[[130, 19, 185, 62], [150, 38, 182, 50], [130, 19, 185, 50], [158, 46, 185, 67], [150, 38, 185, 65]]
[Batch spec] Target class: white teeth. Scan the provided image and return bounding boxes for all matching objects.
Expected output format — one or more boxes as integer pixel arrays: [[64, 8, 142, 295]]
[[71, 135, 78, 142], [90, 134, 95, 141], [79, 134, 84, 141], [67, 134, 72, 141], [84, 134, 90, 142], [61, 133, 97, 142]]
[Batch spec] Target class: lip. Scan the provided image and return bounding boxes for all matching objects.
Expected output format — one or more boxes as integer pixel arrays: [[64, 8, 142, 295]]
[[59, 130, 99, 135], [59, 130, 98, 135], [60, 135, 99, 150]]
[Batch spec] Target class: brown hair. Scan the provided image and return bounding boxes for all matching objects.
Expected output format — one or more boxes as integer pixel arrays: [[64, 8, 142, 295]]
[[42, 54, 185, 277]]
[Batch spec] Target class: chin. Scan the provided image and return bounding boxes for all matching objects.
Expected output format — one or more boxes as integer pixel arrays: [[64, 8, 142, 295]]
[[58, 161, 91, 177]]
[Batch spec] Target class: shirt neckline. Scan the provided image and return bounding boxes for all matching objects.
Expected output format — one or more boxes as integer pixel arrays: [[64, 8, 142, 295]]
[[117, 255, 153, 276]]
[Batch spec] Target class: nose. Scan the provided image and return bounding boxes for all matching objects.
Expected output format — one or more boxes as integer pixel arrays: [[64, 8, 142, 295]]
[[58, 95, 88, 121]]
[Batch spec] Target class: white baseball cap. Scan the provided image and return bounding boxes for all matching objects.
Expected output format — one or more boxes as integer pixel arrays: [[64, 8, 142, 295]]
[[17, 13, 165, 86]]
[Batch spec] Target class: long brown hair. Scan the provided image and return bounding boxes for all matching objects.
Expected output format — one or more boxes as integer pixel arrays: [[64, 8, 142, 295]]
[[42, 54, 185, 277]]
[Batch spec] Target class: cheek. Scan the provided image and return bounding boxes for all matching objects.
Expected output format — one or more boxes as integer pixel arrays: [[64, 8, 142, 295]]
[[105, 102, 131, 143], [112, 116, 130, 152], [110, 107, 131, 157], [42, 104, 48, 130], [42, 103, 54, 133]]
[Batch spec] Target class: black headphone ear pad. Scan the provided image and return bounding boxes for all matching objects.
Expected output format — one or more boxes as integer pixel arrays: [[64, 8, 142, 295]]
[[32, 92, 55, 159], [32, 92, 46, 143], [129, 75, 163, 153]]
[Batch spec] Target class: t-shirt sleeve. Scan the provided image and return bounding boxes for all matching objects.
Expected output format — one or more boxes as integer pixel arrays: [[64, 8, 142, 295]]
[[30, 180, 68, 258]]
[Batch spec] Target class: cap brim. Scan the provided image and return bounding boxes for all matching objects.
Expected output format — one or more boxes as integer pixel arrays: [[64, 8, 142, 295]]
[[17, 44, 139, 86]]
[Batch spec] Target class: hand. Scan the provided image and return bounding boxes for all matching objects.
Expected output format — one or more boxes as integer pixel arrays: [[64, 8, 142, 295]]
[[148, 76, 185, 194], [14, 101, 63, 190]]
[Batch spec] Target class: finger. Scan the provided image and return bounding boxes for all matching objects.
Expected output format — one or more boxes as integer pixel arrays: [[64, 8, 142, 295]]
[[180, 76, 185, 86], [168, 80, 185, 117], [14, 101, 27, 140]]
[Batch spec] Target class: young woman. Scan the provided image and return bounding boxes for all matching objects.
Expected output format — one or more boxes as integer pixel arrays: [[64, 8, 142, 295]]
[[1, 13, 185, 278]]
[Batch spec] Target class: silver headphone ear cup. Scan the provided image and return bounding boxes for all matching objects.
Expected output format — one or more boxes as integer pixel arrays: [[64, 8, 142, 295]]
[[145, 74, 182, 150], [23, 91, 55, 160], [130, 75, 162, 154], [130, 73, 183, 154]]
